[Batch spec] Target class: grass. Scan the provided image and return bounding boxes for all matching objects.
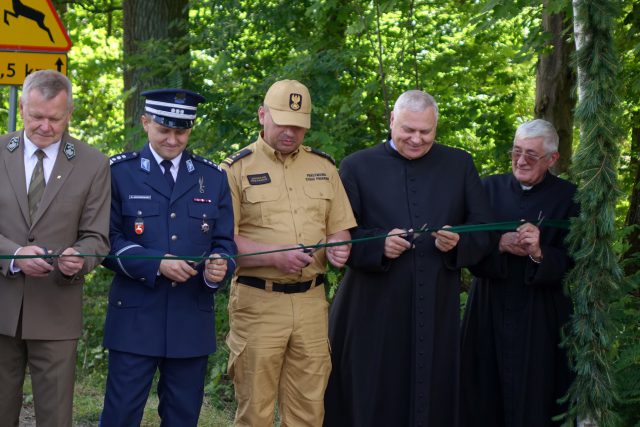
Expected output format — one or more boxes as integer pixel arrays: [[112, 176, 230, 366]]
[[22, 372, 235, 426]]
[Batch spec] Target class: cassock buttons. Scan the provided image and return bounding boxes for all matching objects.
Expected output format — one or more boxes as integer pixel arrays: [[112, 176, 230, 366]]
[[171, 235, 177, 241]]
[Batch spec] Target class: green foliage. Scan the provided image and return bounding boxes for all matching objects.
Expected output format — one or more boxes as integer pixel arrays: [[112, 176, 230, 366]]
[[206, 286, 237, 413], [3, 0, 640, 422], [563, 0, 625, 425], [180, 0, 537, 173], [78, 267, 112, 383], [610, 274, 640, 427], [64, 5, 125, 154]]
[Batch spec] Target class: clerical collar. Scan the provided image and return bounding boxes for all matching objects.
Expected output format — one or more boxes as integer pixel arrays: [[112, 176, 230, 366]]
[[389, 138, 398, 152], [521, 184, 533, 190]]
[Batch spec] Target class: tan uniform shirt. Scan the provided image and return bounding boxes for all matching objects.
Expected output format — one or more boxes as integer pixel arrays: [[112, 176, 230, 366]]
[[222, 135, 356, 283]]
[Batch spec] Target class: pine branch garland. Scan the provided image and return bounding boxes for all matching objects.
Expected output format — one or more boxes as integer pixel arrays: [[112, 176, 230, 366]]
[[565, 0, 624, 425]]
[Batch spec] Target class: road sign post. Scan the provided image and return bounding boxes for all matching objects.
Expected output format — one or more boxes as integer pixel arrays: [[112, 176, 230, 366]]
[[0, 51, 67, 85], [0, 0, 72, 131]]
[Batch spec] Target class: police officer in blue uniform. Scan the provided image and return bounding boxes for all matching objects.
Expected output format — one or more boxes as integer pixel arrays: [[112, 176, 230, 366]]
[[100, 89, 236, 426]]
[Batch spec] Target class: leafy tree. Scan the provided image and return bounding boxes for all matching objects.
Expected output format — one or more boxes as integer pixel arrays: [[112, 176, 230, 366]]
[[534, 1, 576, 175], [123, 0, 190, 148]]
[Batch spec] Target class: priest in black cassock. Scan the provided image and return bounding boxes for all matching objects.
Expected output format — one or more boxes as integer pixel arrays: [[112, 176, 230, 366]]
[[324, 90, 494, 426], [459, 119, 579, 427]]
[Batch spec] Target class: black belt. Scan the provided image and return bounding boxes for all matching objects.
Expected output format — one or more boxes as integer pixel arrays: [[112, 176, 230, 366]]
[[236, 275, 325, 293]]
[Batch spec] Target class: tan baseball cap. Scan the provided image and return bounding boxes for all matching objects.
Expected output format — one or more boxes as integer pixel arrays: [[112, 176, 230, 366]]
[[263, 79, 312, 129]]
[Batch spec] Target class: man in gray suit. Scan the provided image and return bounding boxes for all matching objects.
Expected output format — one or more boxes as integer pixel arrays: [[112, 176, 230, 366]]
[[0, 70, 110, 427]]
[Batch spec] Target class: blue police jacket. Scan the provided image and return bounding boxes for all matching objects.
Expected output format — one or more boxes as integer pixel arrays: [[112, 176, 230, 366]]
[[102, 143, 236, 358]]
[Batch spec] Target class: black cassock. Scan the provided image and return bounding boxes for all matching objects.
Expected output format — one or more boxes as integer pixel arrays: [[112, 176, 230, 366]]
[[460, 173, 578, 427], [324, 141, 494, 427]]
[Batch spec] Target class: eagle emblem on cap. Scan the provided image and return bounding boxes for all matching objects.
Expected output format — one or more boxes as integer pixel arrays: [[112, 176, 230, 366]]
[[289, 93, 302, 111]]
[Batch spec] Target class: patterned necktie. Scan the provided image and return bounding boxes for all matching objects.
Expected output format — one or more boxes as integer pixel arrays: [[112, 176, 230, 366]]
[[28, 149, 46, 221], [161, 159, 175, 191]]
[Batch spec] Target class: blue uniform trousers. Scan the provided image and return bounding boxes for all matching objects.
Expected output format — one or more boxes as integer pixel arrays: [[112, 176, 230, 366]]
[[101, 350, 208, 427]]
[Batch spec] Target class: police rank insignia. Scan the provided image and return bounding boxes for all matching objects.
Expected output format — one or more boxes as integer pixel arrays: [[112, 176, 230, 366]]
[[6, 136, 19, 152], [63, 142, 76, 160], [198, 176, 205, 193], [289, 93, 302, 111], [186, 159, 195, 173], [141, 158, 151, 172]]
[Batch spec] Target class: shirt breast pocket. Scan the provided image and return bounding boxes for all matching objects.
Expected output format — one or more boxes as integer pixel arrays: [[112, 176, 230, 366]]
[[242, 185, 282, 226], [122, 200, 160, 244], [303, 183, 334, 224], [188, 203, 219, 244]]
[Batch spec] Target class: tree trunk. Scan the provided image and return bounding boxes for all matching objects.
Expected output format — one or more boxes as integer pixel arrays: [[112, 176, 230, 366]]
[[123, 0, 188, 149], [534, 7, 576, 175]]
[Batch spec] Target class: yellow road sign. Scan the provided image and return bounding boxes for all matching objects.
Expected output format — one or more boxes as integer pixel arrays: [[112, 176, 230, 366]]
[[0, 0, 71, 52], [0, 51, 67, 85]]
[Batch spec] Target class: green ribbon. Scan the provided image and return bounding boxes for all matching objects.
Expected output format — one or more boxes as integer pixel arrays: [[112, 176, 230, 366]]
[[1, 219, 570, 262]]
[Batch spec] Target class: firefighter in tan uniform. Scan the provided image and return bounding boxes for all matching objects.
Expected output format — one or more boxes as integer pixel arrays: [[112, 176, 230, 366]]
[[222, 80, 356, 427]]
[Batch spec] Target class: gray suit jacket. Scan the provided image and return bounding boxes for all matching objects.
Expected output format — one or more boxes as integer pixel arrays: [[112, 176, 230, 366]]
[[0, 130, 110, 340]]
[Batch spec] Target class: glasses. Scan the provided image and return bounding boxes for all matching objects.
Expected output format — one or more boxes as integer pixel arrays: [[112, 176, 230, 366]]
[[508, 149, 550, 164]]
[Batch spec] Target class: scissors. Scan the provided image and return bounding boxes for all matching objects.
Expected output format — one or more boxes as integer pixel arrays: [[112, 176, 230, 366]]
[[300, 239, 323, 256], [401, 223, 429, 244], [40, 247, 62, 265], [187, 251, 211, 269]]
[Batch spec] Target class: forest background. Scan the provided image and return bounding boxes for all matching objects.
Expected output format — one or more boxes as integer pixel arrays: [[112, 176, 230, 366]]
[[0, 0, 639, 425]]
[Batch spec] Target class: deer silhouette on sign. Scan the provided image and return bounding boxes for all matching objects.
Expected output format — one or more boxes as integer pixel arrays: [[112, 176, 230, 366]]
[[4, 0, 54, 43]]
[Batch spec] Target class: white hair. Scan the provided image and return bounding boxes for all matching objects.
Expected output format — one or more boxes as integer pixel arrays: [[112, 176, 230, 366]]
[[393, 90, 438, 122], [514, 119, 559, 153]]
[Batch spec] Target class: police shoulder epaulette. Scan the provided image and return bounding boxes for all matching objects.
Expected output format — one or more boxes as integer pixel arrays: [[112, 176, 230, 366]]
[[190, 153, 221, 171], [109, 151, 138, 166], [222, 148, 253, 167], [308, 147, 335, 165]]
